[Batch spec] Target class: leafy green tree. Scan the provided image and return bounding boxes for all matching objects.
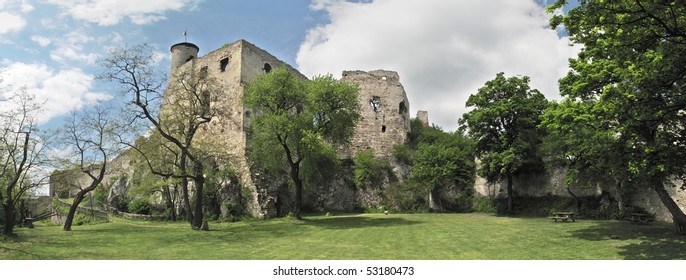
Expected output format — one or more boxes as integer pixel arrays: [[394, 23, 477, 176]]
[[129, 132, 181, 221], [548, 0, 686, 233], [460, 72, 548, 214], [410, 128, 476, 211], [541, 99, 635, 212], [244, 67, 361, 219]]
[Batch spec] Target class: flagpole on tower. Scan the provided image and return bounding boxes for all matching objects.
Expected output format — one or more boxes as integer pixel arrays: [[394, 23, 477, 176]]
[[183, 29, 188, 42]]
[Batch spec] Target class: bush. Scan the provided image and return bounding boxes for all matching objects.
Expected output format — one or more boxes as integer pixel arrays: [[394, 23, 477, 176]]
[[383, 182, 428, 213], [128, 197, 151, 215], [392, 144, 413, 165], [353, 149, 392, 187], [470, 196, 497, 214]]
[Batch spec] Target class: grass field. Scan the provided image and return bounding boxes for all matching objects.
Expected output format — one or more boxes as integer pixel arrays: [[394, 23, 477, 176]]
[[1, 213, 685, 260]]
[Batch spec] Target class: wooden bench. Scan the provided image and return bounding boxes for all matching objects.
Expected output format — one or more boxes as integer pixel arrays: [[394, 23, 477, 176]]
[[549, 211, 576, 222], [625, 213, 654, 225]]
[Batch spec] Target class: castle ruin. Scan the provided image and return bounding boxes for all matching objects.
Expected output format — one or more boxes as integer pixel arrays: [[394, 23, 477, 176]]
[[166, 39, 413, 218]]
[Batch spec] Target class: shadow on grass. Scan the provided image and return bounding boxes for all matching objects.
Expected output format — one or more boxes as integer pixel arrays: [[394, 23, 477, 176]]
[[301, 215, 423, 229], [568, 221, 686, 259], [1, 234, 44, 259]]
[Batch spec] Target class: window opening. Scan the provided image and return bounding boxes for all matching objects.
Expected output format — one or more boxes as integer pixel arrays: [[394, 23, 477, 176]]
[[398, 101, 407, 114], [220, 58, 229, 72], [370, 96, 381, 112], [381, 125, 387, 133], [263, 63, 272, 73]]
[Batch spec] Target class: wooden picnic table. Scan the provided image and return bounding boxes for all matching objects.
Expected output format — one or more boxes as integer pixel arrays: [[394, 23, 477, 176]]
[[625, 213, 654, 224], [549, 211, 576, 222]]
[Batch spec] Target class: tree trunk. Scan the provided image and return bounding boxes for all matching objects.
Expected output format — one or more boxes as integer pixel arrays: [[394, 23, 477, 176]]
[[192, 163, 205, 230], [566, 186, 581, 213], [613, 181, 626, 213], [179, 153, 194, 224], [180, 178, 193, 223], [162, 184, 177, 221], [651, 179, 686, 235], [428, 188, 442, 212], [290, 164, 303, 220], [506, 171, 514, 215], [19, 199, 27, 227], [3, 201, 16, 235], [64, 192, 87, 231]]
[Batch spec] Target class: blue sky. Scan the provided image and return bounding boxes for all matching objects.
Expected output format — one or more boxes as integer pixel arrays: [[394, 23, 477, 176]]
[[1, 0, 579, 131]]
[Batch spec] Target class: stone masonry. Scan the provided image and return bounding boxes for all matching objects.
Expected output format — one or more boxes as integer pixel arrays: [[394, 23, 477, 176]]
[[339, 70, 411, 158], [167, 40, 412, 218]]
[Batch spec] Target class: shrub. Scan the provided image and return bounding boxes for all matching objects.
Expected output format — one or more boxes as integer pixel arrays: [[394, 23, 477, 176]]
[[392, 144, 413, 165], [353, 148, 392, 187], [470, 196, 497, 214], [128, 197, 151, 215], [383, 182, 428, 213]]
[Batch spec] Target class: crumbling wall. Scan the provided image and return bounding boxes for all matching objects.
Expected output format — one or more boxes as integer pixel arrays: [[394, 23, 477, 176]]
[[340, 70, 411, 158], [473, 163, 686, 222]]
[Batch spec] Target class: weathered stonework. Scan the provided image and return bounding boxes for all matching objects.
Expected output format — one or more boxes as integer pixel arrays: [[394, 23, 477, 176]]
[[166, 40, 412, 218], [49, 38, 686, 224], [473, 164, 686, 222], [339, 70, 411, 158]]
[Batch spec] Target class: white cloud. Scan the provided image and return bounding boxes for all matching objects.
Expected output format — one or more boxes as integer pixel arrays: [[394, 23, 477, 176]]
[[297, 0, 580, 131], [0, 11, 26, 34], [46, 0, 201, 26], [31, 35, 52, 46], [44, 31, 100, 65], [0, 62, 111, 123], [20, 0, 33, 12]]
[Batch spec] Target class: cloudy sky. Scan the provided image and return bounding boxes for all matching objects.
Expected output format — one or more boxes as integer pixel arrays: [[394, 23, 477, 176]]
[[0, 0, 579, 131]]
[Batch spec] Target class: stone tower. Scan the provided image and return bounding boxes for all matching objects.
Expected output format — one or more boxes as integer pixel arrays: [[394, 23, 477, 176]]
[[166, 39, 306, 218], [417, 110, 429, 128], [340, 70, 411, 157], [170, 42, 199, 74]]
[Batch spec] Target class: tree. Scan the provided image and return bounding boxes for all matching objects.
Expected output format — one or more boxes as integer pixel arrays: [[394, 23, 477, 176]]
[[410, 127, 476, 211], [459, 72, 548, 214], [244, 67, 361, 219], [100, 44, 223, 230], [57, 104, 122, 231], [129, 132, 182, 221], [0, 90, 49, 235], [541, 99, 635, 213], [548, 1, 686, 234]]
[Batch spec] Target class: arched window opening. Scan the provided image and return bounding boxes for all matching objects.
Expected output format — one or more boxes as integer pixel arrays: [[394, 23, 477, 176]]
[[220, 58, 229, 72], [398, 101, 407, 114]]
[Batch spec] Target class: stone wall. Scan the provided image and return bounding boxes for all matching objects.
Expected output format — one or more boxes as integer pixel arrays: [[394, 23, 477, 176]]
[[474, 163, 686, 222], [339, 70, 411, 158], [49, 40, 414, 219], [630, 182, 686, 222], [168, 39, 307, 218]]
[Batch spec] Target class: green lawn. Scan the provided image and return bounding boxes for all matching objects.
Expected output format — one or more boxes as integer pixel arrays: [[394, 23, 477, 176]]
[[1, 213, 685, 260]]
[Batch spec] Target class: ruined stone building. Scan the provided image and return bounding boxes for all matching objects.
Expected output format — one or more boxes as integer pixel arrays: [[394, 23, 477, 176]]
[[49, 39, 686, 223], [165, 39, 412, 218]]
